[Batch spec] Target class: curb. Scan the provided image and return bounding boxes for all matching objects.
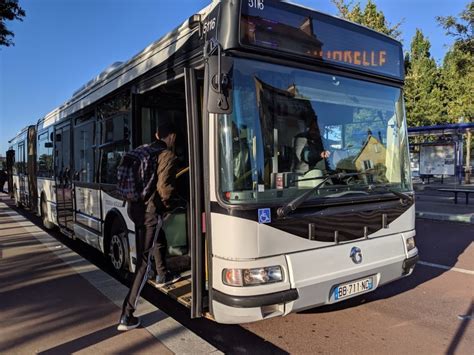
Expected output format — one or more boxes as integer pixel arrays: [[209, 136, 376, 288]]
[[416, 211, 474, 224], [0, 201, 222, 354]]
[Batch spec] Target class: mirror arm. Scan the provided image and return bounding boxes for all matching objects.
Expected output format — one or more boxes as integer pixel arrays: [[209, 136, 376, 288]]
[[217, 43, 221, 94], [205, 39, 232, 114]]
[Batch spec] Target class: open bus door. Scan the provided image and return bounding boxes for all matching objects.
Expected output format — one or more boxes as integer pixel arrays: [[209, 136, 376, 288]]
[[6, 149, 14, 197], [27, 125, 38, 211], [17, 140, 27, 206], [54, 122, 74, 233], [134, 71, 206, 317], [184, 67, 206, 318]]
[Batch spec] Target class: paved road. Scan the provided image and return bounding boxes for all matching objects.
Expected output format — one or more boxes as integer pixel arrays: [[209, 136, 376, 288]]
[[5, 198, 473, 354], [242, 219, 474, 354]]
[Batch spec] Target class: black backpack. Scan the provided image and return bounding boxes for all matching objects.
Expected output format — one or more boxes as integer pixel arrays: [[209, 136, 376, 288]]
[[116, 144, 164, 203]]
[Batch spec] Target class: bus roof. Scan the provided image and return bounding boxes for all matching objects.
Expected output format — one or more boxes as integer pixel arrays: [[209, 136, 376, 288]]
[[8, 125, 32, 144], [36, 1, 216, 127]]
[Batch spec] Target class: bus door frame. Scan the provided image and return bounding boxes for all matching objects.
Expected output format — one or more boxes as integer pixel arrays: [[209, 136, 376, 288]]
[[184, 67, 206, 318], [6, 149, 15, 196], [54, 121, 74, 231], [27, 125, 38, 211], [17, 140, 27, 205]]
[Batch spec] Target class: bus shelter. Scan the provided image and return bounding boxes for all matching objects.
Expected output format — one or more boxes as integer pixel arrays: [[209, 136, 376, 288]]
[[408, 122, 474, 184]]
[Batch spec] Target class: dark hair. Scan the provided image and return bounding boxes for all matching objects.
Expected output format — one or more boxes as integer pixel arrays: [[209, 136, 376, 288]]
[[157, 122, 177, 139]]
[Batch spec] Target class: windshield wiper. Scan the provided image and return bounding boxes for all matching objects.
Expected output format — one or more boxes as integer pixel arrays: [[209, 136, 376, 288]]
[[277, 171, 374, 218], [366, 184, 413, 204]]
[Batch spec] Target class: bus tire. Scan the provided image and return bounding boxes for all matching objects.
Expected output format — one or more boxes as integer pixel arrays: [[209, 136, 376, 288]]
[[41, 196, 55, 230], [107, 220, 130, 278]]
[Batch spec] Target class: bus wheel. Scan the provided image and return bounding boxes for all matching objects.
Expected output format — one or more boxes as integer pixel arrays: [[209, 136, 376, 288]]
[[108, 222, 129, 277], [41, 197, 55, 230]]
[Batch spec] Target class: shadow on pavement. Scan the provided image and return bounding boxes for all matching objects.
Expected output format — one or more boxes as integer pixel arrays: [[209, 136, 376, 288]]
[[140, 284, 289, 354], [446, 301, 473, 355], [38, 325, 120, 355], [2, 198, 288, 355]]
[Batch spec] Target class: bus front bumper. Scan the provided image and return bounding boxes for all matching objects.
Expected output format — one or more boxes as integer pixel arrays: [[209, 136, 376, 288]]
[[211, 288, 298, 324], [213, 288, 299, 308], [211, 252, 418, 324], [402, 254, 419, 275]]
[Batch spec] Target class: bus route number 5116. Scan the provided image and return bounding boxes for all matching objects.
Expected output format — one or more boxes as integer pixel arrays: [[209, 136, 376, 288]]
[[249, 0, 264, 10]]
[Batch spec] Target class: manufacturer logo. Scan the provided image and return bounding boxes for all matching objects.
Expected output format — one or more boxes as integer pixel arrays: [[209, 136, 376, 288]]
[[350, 247, 362, 264]]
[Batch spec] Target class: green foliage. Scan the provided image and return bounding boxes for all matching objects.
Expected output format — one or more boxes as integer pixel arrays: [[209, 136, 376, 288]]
[[331, 0, 402, 39], [404, 29, 446, 126], [437, 1, 474, 123], [437, 1, 473, 61], [332, 1, 473, 128], [0, 0, 25, 47], [441, 48, 474, 121]]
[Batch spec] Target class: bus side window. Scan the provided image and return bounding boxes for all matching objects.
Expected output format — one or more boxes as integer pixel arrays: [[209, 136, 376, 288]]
[[73, 120, 95, 183], [97, 91, 131, 184], [100, 148, 127, 184]]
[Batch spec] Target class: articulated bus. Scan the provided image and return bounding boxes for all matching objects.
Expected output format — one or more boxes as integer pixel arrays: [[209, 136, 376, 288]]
[[6, 0, 418, 324], [7, 125, 37, 210]]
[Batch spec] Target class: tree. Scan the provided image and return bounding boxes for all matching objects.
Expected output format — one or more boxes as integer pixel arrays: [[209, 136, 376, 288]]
[[437, 1, 473, 64], [437, 2, 474, 182], [331, 0, 402, 39], [440, 49, 474, 120], [404, 29, 446, 127], [0, 0, 26, 47], [436, 1, 473, 121]]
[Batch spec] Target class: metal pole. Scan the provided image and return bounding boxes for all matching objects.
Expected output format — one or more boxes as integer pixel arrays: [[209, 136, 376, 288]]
[[466, 129, 472, 184]]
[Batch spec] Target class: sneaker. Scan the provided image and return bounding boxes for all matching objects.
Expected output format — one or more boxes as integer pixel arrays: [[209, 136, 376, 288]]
[[147, 268, 156, 280], [155, 272, 182, 287], [117, 313, 141, 331]]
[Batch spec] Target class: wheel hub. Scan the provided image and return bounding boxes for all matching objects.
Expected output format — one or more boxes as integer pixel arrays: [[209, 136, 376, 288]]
[[110, 234, 124, 270]]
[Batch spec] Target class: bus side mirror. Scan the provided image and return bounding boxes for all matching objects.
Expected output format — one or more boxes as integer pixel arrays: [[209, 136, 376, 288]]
[[206, 55, 233, 114], [45, 142, 53, 148]]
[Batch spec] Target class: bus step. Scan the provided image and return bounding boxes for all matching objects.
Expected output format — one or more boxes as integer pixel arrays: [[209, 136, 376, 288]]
[[59, 228, 74, 238], [177, 292, 192, 307], [149, 274, 192, 307]]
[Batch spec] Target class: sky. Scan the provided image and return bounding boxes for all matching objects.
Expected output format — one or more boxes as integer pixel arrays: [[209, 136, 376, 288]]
[[0, 0, 468, 155]]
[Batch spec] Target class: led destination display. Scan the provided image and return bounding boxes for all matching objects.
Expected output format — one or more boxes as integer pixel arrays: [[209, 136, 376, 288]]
[[240, 0, 403, 79]]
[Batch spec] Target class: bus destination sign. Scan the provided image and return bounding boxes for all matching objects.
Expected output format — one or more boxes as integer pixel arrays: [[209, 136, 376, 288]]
[[240, 0, 403, 79]]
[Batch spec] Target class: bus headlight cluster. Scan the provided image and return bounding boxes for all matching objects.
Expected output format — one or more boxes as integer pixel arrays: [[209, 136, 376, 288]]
[[222, 266, 283, 287], [405, 237, 416, 252]]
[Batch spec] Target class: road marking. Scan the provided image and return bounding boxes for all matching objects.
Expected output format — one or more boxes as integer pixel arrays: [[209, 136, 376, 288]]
[[418, 261, 474, 275], [0, 201, 222, 354]]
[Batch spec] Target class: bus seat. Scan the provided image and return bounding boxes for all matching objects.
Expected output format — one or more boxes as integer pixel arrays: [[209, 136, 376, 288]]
[[297, 169, 324, 188], [163, 211, 188, 256]]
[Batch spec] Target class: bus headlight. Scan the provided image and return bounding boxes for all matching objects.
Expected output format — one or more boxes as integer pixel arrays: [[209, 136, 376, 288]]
[[223, 266, 283, 287], [406, 237, 416, 252]]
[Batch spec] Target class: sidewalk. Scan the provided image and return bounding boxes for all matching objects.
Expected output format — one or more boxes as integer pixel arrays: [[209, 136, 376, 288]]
[[0, 194, 220, 354], [414, 181, 474, 224]]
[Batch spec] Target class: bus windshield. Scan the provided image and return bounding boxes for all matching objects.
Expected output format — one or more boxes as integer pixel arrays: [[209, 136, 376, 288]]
[[218, 58, 411, 204]]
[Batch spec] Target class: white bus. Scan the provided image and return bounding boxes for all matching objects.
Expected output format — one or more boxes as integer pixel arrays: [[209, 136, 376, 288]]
[[7, 125, 37, 210], [6, 0, 418, 324]]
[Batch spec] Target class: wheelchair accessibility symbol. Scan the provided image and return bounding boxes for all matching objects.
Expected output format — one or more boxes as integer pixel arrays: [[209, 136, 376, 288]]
[[258, 208, 271, 224]]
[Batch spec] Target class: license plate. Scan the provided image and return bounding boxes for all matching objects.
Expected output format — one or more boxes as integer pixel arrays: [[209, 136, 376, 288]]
[[334, 277, 373, 301]]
